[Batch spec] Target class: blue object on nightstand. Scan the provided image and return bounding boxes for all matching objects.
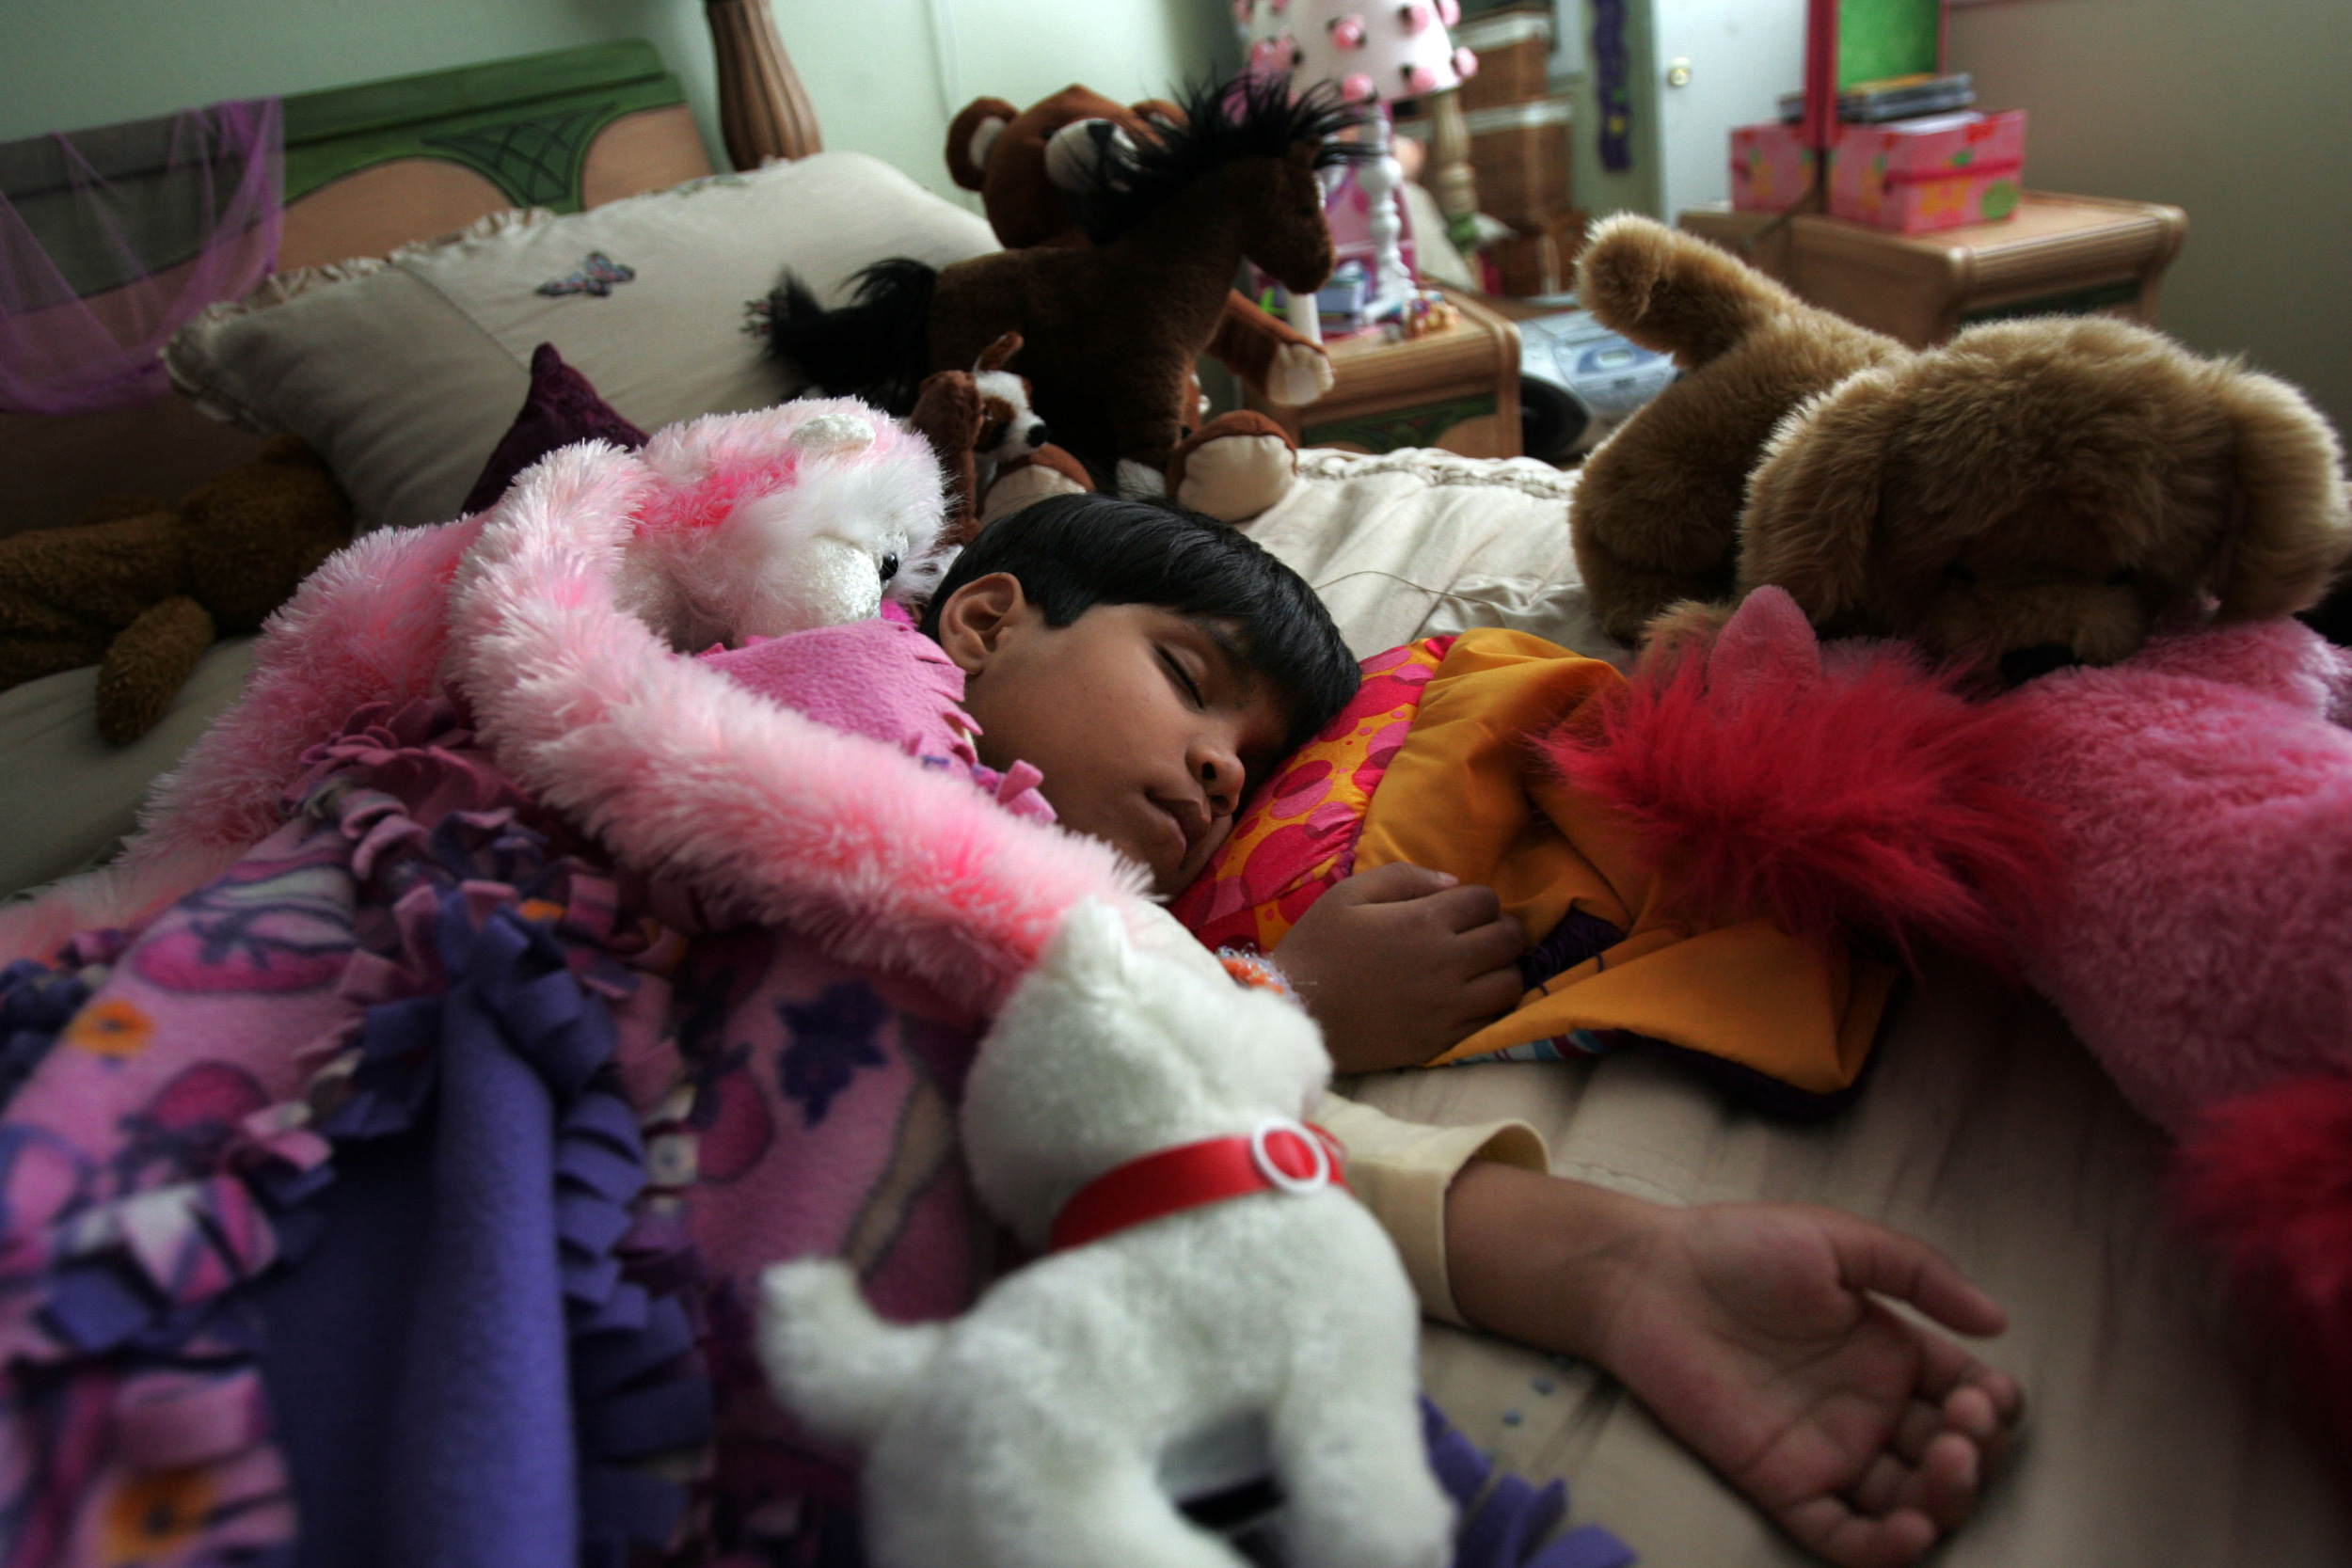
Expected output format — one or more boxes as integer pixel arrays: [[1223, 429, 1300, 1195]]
[[1515, 304, 1678, 464]]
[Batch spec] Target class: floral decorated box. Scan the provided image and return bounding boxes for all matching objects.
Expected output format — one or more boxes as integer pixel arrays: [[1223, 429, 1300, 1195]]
[[1730, 108, 2026, 233], [1729, 120, 1820, 214], [1827, 108, 2027, 232]]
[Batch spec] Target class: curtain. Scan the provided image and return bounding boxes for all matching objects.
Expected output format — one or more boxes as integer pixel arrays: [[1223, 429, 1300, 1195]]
[[0, 98, 283, 416]]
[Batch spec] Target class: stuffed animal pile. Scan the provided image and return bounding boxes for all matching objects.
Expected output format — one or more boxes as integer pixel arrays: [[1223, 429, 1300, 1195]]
[[943, 82, 1332, 524], [0, 434, 352, 741], [758, 897, 1452, 1568], [1568, 215, 2352, 686], [767, 75, 1352, 525], [1555, 221, 2352, 1464]]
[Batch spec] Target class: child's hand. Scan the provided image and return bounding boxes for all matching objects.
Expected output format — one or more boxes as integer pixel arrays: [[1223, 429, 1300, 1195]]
[[1275, 863, 1526, 1071], [1447, 1163, 2024, 1568]]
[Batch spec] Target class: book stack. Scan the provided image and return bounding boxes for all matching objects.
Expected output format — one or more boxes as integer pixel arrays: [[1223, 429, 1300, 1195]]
[[1775, 71, 1976, 125]]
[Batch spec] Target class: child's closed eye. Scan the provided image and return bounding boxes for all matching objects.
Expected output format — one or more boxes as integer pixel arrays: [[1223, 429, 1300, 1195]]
[[1157, 647, 1205, 706]]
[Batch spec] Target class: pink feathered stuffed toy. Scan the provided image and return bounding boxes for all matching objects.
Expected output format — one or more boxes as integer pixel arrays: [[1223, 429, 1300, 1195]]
[[1988, 615, 2352, 1469], [1559, 589, 2352, 1472]]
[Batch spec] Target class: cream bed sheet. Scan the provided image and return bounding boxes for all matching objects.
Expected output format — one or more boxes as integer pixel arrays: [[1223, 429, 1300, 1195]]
[[1372, 976, 2349, 1565], [0, 637, 255, 899]]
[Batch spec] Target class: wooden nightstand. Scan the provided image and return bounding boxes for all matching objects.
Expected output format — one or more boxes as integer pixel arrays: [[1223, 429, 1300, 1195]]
[[1677, 191, 2188, 349], [1245, 284, 1523, 458]]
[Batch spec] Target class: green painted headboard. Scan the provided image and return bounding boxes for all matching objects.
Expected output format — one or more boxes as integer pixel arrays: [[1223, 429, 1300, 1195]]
[[282, 40, 692, 214], [0, 39, 721, 540]]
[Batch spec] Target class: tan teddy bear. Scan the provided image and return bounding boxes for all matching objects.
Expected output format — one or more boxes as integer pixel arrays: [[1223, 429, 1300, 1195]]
[[1567, 215, 2352, 684], [0, 434, 352, 741]]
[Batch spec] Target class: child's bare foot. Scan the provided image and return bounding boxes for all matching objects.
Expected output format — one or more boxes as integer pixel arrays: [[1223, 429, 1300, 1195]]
[[1446, 1163, 2024, 1568]]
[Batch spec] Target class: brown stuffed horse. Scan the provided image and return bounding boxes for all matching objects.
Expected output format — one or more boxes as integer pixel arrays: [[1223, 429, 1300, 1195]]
[[766, 75, 1365, 490], [944, 84, 1338, 414]]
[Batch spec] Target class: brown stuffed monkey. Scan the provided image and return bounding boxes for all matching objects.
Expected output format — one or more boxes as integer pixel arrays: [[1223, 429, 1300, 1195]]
[[909, 331, 1096, 544], [0, 434, 352, 741]]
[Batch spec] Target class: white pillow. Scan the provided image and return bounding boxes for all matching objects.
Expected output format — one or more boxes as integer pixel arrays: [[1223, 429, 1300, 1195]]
[[1238, 447, 1617, 661], [166, 152, 997, 532]]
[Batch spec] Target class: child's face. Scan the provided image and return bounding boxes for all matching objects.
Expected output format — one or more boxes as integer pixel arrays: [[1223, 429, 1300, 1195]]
[[936, 575, 1290, 895]]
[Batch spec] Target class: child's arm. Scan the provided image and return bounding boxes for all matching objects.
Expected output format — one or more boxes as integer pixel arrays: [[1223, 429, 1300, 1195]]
[[1445, 1157, 2020, 1568], [1311, 1091, 1549, 1325], [1274, 862, 1528, 1072], [1278, 863, 2019, 1562], [1322, 1099, 2021, 1568]]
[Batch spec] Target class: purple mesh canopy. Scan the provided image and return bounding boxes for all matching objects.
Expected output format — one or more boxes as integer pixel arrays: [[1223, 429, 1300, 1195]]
[[0, 97, 282, 415]]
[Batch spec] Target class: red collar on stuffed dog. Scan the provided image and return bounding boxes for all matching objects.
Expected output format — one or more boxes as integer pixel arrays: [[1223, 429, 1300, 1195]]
[[1047, 1117, 1348, 1252]]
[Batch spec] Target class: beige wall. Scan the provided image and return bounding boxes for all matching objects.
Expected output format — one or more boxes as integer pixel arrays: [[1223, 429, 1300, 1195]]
[[1947, 0, 2352, 435], [0, 0, 1232, 209]]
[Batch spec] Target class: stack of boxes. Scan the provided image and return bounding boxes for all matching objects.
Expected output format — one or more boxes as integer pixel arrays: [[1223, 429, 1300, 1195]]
[[1401, 3, 1583, 296], [1732, 100, 2028, 235], [1690, 0, 2185, 351], [1730, 0, 2026, 237]]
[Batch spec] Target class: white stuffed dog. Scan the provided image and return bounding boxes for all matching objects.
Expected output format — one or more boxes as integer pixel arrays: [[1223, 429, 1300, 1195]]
[[612, 399, 956, 651], [757, 899, 1453, 1568]]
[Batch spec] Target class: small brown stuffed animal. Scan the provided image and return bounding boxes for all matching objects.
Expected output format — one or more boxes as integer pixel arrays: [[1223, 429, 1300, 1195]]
[[1569, 215, 2352, 685], [908, 331, 1095, 544], [0, 434, 352, 741]]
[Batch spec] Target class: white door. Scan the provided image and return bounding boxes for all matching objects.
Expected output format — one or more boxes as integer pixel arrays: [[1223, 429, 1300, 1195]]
[[1652, 0, 1808, 219]]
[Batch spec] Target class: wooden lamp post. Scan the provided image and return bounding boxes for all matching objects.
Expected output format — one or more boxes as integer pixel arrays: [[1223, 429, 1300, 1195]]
[[703, 0, 823, 168]]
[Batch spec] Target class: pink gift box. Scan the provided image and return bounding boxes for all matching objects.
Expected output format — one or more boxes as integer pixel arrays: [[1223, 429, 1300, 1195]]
[[1730, 121, 1819, 214], [1729, 109, 2028, 234], [1828, 109, 2027, 232]]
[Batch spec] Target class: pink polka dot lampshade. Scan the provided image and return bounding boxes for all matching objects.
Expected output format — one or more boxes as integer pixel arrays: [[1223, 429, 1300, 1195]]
[[1243, 0, 1476, 104]]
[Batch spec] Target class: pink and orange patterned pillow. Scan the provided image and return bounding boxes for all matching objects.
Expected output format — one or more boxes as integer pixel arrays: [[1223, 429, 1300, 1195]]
[[1170, 637, 1454, 952]]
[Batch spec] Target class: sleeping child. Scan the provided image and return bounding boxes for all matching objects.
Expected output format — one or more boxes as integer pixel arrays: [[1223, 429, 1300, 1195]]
[[0, 429, 2012, 1568], [902, 491, 2023, 1568]]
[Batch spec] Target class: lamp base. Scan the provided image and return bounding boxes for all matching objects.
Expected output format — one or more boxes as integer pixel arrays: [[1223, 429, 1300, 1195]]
[[1356, 107, 1417, 318]]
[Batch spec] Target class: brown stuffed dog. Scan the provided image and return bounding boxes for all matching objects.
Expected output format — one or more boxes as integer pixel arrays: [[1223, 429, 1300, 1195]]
[[0, 434, 352, 741], [908, 331, 1095, 543], [940, 83, 1330, 520], [1569, 215, 2352, 684], [1568, 215, 1906, 638]]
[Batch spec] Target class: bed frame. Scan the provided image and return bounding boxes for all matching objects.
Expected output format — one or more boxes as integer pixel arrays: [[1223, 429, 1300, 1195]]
[[0, 7, 818, 539]]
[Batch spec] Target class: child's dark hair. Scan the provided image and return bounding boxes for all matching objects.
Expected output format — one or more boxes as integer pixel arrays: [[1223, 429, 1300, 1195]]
[[919, 493, 1359, 755]]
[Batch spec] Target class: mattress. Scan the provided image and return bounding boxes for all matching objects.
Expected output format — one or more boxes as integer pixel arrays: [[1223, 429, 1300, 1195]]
[[0, 636, 255, 900]]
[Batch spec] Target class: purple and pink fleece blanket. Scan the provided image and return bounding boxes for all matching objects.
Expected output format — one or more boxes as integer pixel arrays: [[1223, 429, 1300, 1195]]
[[0, 422, 1630, 1568]]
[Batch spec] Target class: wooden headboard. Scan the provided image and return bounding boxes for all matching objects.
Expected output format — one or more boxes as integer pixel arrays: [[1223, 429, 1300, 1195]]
[[1, 10, 820, 537], [272, 40, 711, 272]]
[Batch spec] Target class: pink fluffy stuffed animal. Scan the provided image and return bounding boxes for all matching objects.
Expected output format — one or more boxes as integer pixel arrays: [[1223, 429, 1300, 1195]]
[[1991, 617, 2352, 1132], [1554, 589, 2352, 1465], [615, 401, 956, 650], [1986, 616, 2352, 1467]]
